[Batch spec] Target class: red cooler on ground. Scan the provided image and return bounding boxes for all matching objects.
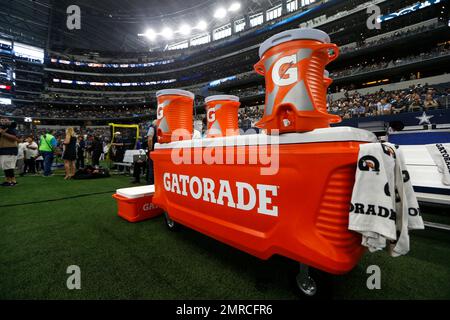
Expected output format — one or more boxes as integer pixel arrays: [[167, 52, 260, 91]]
[[113, 185, 163, 222]]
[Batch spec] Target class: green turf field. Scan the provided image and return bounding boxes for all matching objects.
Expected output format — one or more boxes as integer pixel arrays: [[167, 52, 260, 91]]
[[1, 173, 450, 300]]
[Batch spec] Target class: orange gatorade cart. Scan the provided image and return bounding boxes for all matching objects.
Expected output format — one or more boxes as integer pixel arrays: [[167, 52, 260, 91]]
[[151, 29, 377, 297], [113, 185, 163, 222], [205, 95, 240, 138], [151, 128, 376, 296]]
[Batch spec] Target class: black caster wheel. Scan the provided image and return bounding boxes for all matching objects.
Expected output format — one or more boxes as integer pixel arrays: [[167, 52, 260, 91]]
[[164, 211, 179, 231], [295, 264, 333, 299]]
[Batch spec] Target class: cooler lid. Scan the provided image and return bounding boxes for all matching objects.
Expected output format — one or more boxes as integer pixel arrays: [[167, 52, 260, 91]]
[[156, 89, 195, 99], [259, 28, 330, 58], [155, 127, 378, 150], [205, 95, 240, 103], [116, 185, 155, 199]]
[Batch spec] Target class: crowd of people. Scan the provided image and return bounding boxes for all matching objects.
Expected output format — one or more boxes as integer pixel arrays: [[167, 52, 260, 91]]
[[328, 84, 449, 118], [330, 44, 450, 80], [0, 104, 153, 119], [0, 122, 110, 186], [339, 21, 441, 55], [40, 92, 149, 106], [0, 117, 160, 187]]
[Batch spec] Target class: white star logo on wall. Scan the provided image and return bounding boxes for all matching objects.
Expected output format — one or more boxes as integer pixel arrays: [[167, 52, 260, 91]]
[[416, 112, 434, 125]]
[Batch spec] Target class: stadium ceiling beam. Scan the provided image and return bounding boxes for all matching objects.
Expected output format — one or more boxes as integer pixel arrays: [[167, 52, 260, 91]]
[[6, 0, 50, 24], [0, 13, 47, 45], [0, 9, 49, 29]]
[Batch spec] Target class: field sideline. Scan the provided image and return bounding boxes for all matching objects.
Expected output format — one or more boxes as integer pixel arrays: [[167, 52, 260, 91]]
[[1, 173, 450, 299]]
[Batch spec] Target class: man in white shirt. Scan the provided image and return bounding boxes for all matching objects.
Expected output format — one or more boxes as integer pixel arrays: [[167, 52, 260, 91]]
[[17, 137, 27, 176], [24, 136, 38, 175], [377, 98, 392, 115]]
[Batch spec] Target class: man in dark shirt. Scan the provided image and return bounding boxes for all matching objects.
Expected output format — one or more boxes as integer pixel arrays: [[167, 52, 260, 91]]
[[146, 120, 158, 184], [0, 118, 19, 186], [89, 136, 103, 167], [76, 136, 86, 169]]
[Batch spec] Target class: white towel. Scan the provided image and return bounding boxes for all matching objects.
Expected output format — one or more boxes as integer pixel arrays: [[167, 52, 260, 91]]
[[426, 143, 450, 186], [389, 148, 424, 257], [349, 143, 424, 257]]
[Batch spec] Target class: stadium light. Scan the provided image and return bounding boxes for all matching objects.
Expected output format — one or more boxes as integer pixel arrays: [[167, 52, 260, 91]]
[[179, 24, 191, 35], [214, 7, 227, 19], [161, 27, 173, 39], [228, 2, 241, 12], [196, 20, 208, 30], [144, 29, 157, 40]]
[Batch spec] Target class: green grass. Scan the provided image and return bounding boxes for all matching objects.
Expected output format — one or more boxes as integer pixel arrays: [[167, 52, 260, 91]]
[[1, 173, 450, 300]]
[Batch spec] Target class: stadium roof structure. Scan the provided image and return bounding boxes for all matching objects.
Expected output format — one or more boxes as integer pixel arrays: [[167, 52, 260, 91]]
[[1, 0, 275, 52]]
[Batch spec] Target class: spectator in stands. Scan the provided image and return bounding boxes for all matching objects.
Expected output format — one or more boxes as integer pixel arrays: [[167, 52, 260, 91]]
[[0, 118, 19, 187], [62, 127, 77, 180], [377, 98, 392, 115], [423, 94, 439, 111], [356, 104, 366, 117], [391, 94, 406, 114], [409, 93, 422, 112], [38, 129, 57, 177], [23, 136, 38, 175], [76, 136, 85, 170]]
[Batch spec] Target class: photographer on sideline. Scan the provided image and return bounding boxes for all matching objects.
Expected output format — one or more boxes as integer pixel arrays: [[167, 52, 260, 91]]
[[0, 118, 19, 187]]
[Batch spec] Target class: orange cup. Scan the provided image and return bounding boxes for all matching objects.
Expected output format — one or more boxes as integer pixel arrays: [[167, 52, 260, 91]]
[[254, 28, 341, 133], [205, 95, 240, 138], [155, 89, 194, 143]]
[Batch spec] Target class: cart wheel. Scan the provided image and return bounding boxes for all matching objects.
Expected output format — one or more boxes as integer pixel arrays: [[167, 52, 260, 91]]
[[296, 272, 317, 297], [295, 264, 332, 299], [164, 212, 179, 231]]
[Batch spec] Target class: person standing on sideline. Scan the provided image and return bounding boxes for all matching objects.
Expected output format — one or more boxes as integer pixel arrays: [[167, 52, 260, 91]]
[[0, 118, 19, 187], [62, 127, 77, 180], [76, 135, 85, 170], [39, 129, 57, 177], [90, 136, 103, 167], [131, 138, 147, 184], [146, 120, 158, 184], [24, 136, 38, 175], [35, 154, 44, 173], [17, 137, 26, 176]]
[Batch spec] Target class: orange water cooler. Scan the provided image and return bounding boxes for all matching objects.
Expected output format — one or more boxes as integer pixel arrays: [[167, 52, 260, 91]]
[[155, 89, 194, 143], [254, 28, 341, 133], [205, 95, 240, 138]]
